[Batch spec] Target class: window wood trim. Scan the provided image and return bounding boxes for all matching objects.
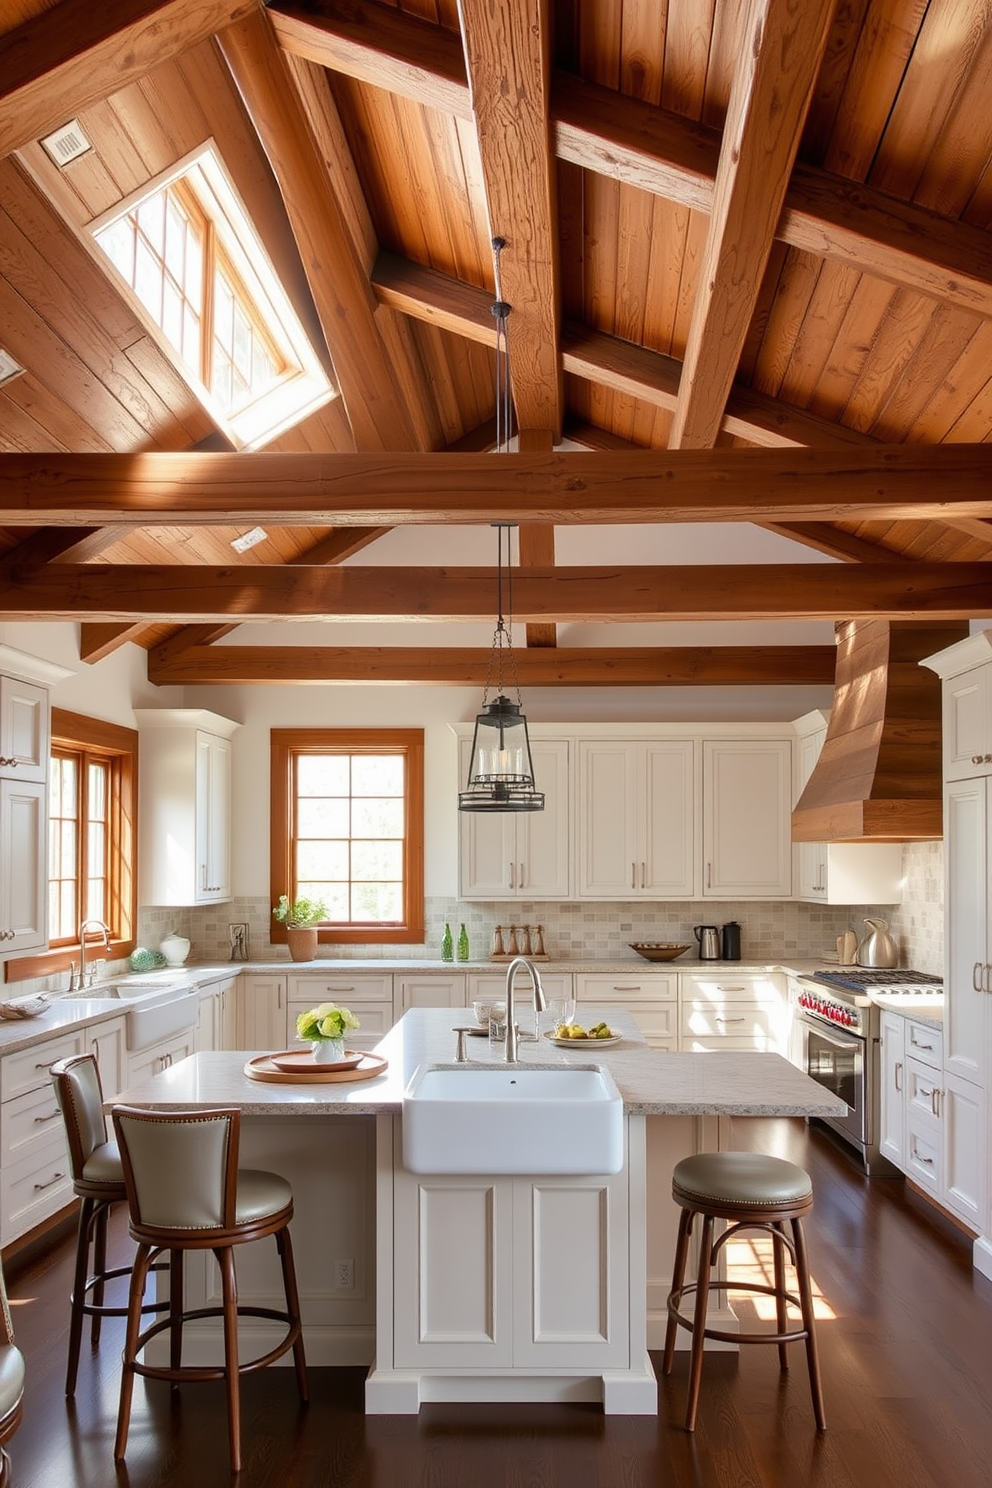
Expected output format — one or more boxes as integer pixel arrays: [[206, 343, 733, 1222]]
[[5, 709, 138, 985], [270, 727, 425, 946]]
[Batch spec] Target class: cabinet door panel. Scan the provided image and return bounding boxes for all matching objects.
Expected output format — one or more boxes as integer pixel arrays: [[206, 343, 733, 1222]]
[[944, 779, 988, 1085], [642, 742, 695, 896], [0, 676, 48, 781], [517, 741, 570, 897], [0, 778, 47, 951], [943, 665, 992, 780], [576, 742, 637, 897], [878, 1011, 906, 1169], [942, 1073, 986, 1231], [702, 740, 792, 898]]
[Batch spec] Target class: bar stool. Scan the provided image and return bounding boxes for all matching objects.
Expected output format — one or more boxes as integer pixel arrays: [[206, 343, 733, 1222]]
[[111, 1105, 309, 1473], [0, 1258, 25, 1488], [662, 1150, 825, 1432], [50, 1053, 172, 1395]]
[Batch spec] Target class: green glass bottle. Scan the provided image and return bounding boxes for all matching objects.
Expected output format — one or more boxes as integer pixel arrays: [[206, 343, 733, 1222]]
[[441, 922, 453, 962], [457, 922, 470, 962]]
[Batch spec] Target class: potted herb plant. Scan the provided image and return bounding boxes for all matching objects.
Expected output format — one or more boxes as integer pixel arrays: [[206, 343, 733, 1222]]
[[273, 894, 328, 963]]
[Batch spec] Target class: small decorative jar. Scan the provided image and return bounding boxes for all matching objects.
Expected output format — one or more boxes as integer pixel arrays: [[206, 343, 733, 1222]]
[[311, 1038, 346, 1065], [159, 932, 191, 967]]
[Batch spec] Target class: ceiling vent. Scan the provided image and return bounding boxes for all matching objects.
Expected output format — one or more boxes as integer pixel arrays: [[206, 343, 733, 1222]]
[[791, 618, 969, 843], [0, 349, 25, 387], [40, 119, 91, 168]]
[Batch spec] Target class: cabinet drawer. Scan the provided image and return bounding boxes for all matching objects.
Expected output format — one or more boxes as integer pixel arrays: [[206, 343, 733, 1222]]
[[468, 973, 572, 1003], [680, 971, 786, 1002], [905, 1110, 942, 1195], [906, 1057, 942, 1123], [0, 1133, 73, 1244], [574, 972, 677, 1002], [627, 1003, 678, 1046], [288, 999, 393, 1048], [1, 1080, 65, 1165], [2, 1030, 84, 1100], [287, 973, 392, 1002], [905, 1020, 942, 1070]]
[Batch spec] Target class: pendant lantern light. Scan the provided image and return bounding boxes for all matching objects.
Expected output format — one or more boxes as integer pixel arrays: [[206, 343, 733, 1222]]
[[458, 239, 544, 814]]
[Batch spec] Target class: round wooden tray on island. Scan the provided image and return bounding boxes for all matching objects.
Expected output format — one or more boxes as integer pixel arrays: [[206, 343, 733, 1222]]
[[245, 1050, 389, 1084]]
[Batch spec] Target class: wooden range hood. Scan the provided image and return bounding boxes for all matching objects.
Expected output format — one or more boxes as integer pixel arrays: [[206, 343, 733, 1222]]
[[791, 619, 969, 843]]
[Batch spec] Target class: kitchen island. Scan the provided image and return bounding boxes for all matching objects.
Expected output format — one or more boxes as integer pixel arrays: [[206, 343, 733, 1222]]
[[111, 1007, 846, 1414]]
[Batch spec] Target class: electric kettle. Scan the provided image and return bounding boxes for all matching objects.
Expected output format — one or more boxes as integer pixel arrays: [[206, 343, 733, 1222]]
[[855, 917, 898, 969], [721, 921, 742, 961], [694, 925, 721, 960]]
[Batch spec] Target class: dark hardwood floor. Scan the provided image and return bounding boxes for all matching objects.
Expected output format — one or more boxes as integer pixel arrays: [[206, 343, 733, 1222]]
[[5, 1119, 992, 1488]]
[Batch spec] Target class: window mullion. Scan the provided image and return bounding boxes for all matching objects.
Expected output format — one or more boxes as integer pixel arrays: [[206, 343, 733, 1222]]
[[201, 215, 216, 392]]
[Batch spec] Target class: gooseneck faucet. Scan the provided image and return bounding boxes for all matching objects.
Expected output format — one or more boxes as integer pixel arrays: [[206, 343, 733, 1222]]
[[503, 956, 546, 1062], [74, 918, 112, 990]]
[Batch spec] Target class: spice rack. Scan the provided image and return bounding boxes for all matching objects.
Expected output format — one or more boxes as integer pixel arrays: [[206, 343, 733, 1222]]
[[489, 924, 550, 961]]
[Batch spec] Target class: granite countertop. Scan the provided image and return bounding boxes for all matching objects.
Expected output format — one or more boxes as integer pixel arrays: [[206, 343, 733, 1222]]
[[111, 1007, 848, 1121], [869, 993, 944, 1028]]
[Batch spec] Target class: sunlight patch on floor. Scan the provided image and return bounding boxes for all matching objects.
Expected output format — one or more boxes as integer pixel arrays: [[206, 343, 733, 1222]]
[[725, 1233, 836, 1322]]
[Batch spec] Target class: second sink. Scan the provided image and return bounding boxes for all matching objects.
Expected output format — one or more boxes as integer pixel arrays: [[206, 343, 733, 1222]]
[[402, 1063, 624, 1175]]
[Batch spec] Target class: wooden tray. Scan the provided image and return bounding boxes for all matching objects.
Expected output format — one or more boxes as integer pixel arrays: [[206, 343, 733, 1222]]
[[245, 1051, 388, 1084], [269, 1049, 365, 1074]]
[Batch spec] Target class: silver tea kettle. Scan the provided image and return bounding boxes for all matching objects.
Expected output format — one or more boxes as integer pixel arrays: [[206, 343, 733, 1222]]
[[855, 917, 898, 969], [694, 925, 721, 960]]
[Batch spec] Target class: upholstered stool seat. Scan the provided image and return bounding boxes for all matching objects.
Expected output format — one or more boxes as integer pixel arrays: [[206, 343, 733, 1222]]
[[112, 1105, 308, 1474], [0, 1259, 25, 1487], [50, 1054, 172, 1396], [663, 1150, 825, 1432]]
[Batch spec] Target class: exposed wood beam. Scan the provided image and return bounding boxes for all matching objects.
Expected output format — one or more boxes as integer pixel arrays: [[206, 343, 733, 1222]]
[[759, 522, 913, 565], [4, 562, 989, 622], [269, 0, 471, 119], [217, 10, 422, 452], [0, 0, 260, 159], [78, 622, 147, 662], [4, 449, 992, 525], [370, 253, 870, 450], [0, 525, 125, 576], [269, 0, 992, 322], [458, 0, 562, 437], [148, 643, 837, 686], [669, 0, 835, 449]]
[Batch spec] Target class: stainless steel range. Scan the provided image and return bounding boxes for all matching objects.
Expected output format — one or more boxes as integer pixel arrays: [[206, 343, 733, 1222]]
[[794, 968, 944, 1172]]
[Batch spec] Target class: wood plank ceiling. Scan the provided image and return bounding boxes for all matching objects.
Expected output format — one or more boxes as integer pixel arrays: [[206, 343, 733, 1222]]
[[0, 0, 991, 686]]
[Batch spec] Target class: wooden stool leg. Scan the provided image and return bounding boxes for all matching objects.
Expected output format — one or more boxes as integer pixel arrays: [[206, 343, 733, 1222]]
[[772, 1221, 790, 1371], [663, 1206, 693, 1375], [65, 1197, 95, 1396], [684, 1213, 715, 1432], [90, 1201, 110, 1347], [219, 1247, 242, 1473], [168, 1249, 184, 1381], [115, 1243, 155, 1461], [792, 1217, 826, 1430], [276, 1225, 309, 1403]]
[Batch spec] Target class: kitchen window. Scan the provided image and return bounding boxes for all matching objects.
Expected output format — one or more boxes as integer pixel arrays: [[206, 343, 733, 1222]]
[[270, 729, 424, 945]]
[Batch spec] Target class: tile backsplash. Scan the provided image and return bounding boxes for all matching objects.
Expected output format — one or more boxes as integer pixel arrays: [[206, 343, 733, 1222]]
[[134, 842, 943, 974]]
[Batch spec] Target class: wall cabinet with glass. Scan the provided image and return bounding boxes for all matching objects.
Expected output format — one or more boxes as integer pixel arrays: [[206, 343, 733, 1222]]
[[457, 737, 570, 900], [134, 709, 239, 906]]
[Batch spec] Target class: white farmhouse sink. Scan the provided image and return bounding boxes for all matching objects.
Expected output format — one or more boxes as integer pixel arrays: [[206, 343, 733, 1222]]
[[402, 1063, 624, 1175], [67, 979, 197, 1050]]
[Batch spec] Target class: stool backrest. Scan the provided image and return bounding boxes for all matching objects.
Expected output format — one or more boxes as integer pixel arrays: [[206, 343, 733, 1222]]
[[112, 1106, 240, 1232], [51, 1053, 108, 1179]]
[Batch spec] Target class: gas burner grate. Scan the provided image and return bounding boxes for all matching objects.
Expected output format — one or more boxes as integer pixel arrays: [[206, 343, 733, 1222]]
[[813, 968, 943, 990]]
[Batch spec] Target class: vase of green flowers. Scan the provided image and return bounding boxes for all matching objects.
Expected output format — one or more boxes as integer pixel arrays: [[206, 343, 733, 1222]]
[[296, 1003, 360, 1063], [273, 894, 328, 962]]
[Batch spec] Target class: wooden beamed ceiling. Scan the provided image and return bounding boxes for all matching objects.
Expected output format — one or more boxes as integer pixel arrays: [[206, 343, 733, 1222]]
[[0, 0, 991, 688]]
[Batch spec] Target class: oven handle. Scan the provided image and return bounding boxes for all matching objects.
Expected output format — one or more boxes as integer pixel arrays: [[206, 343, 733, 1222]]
[[798, 1012, 864, 1050]]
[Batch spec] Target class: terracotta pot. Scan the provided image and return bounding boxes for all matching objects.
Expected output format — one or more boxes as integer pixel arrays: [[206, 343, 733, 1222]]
[[286, 926, 318, 962]]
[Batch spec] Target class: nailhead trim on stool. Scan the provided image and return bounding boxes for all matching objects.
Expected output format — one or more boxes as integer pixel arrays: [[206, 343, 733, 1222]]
[[662, 1151, 826, 1433]]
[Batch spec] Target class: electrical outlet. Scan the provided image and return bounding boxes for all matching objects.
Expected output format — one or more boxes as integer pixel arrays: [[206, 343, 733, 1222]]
[[335, 1258, 354, 1290]]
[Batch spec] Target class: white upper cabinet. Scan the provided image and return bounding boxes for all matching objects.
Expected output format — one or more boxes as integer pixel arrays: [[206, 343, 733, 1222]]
[[0, 779, 47, 953], [702, 739, 793, 899], [924, 631, 992, 781], [135, 709, 240, 906], [791, 712, 903, 904], [576, 740, 695, 899], [0, 675, 48, 782], [458, 738, 570, 900]]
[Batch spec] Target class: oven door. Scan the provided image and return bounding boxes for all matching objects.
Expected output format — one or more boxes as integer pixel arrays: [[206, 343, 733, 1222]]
[[799, 1013, 869, 1152]]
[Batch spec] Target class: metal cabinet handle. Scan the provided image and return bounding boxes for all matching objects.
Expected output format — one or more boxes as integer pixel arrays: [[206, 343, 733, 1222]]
[[631, 863, 636, 890], [612, 985, 642, 993], [974, 962, 984, 991], [894, 1061, 903, 1092], [0, 757, 17, 768], [912, 1145, 934, 1166], [34, 1171, 65, 1191], [33, 1110, 62, 1125], [518, 862, 525, 889], [640, 862, 646, 889], [931, 1087, 942, 1118], [707, 862, 712, 889], [911, 1037, 935, 1054], [509, 862, 515, 890], [716, 1016, 746, 1025]]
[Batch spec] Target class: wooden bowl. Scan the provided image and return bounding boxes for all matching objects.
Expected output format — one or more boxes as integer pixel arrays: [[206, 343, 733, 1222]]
[[628, 942, 691, 962]]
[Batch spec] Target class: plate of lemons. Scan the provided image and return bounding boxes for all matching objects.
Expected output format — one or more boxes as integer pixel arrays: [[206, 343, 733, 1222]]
[[544, 1021, 622, 1047]]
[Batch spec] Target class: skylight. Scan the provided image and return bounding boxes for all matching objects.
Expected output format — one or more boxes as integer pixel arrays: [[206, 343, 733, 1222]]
[[91, 143, 333, 448]]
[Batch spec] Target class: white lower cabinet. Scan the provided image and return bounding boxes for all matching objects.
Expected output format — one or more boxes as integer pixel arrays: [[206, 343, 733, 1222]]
[[941, 1071, 986, 1231], [395, 974, 465, 1018], [0, 1027, 86, 1244], [680, 970, 789, 1053], [575, 971, 678, 1051], [879, 1011, 906, 1168], [391, 1155, 630, 1371], [194, 975, 239, 1052], [288, 972, 394, 1052], [234, 973, 288, 1050], [126, 1029, 196, 1086], [87, 1015, 125, 1100]]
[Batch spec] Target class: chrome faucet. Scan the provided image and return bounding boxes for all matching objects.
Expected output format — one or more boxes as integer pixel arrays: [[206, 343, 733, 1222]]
[[503, 956, 546, 1062], [75, 918, 111, 990]]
